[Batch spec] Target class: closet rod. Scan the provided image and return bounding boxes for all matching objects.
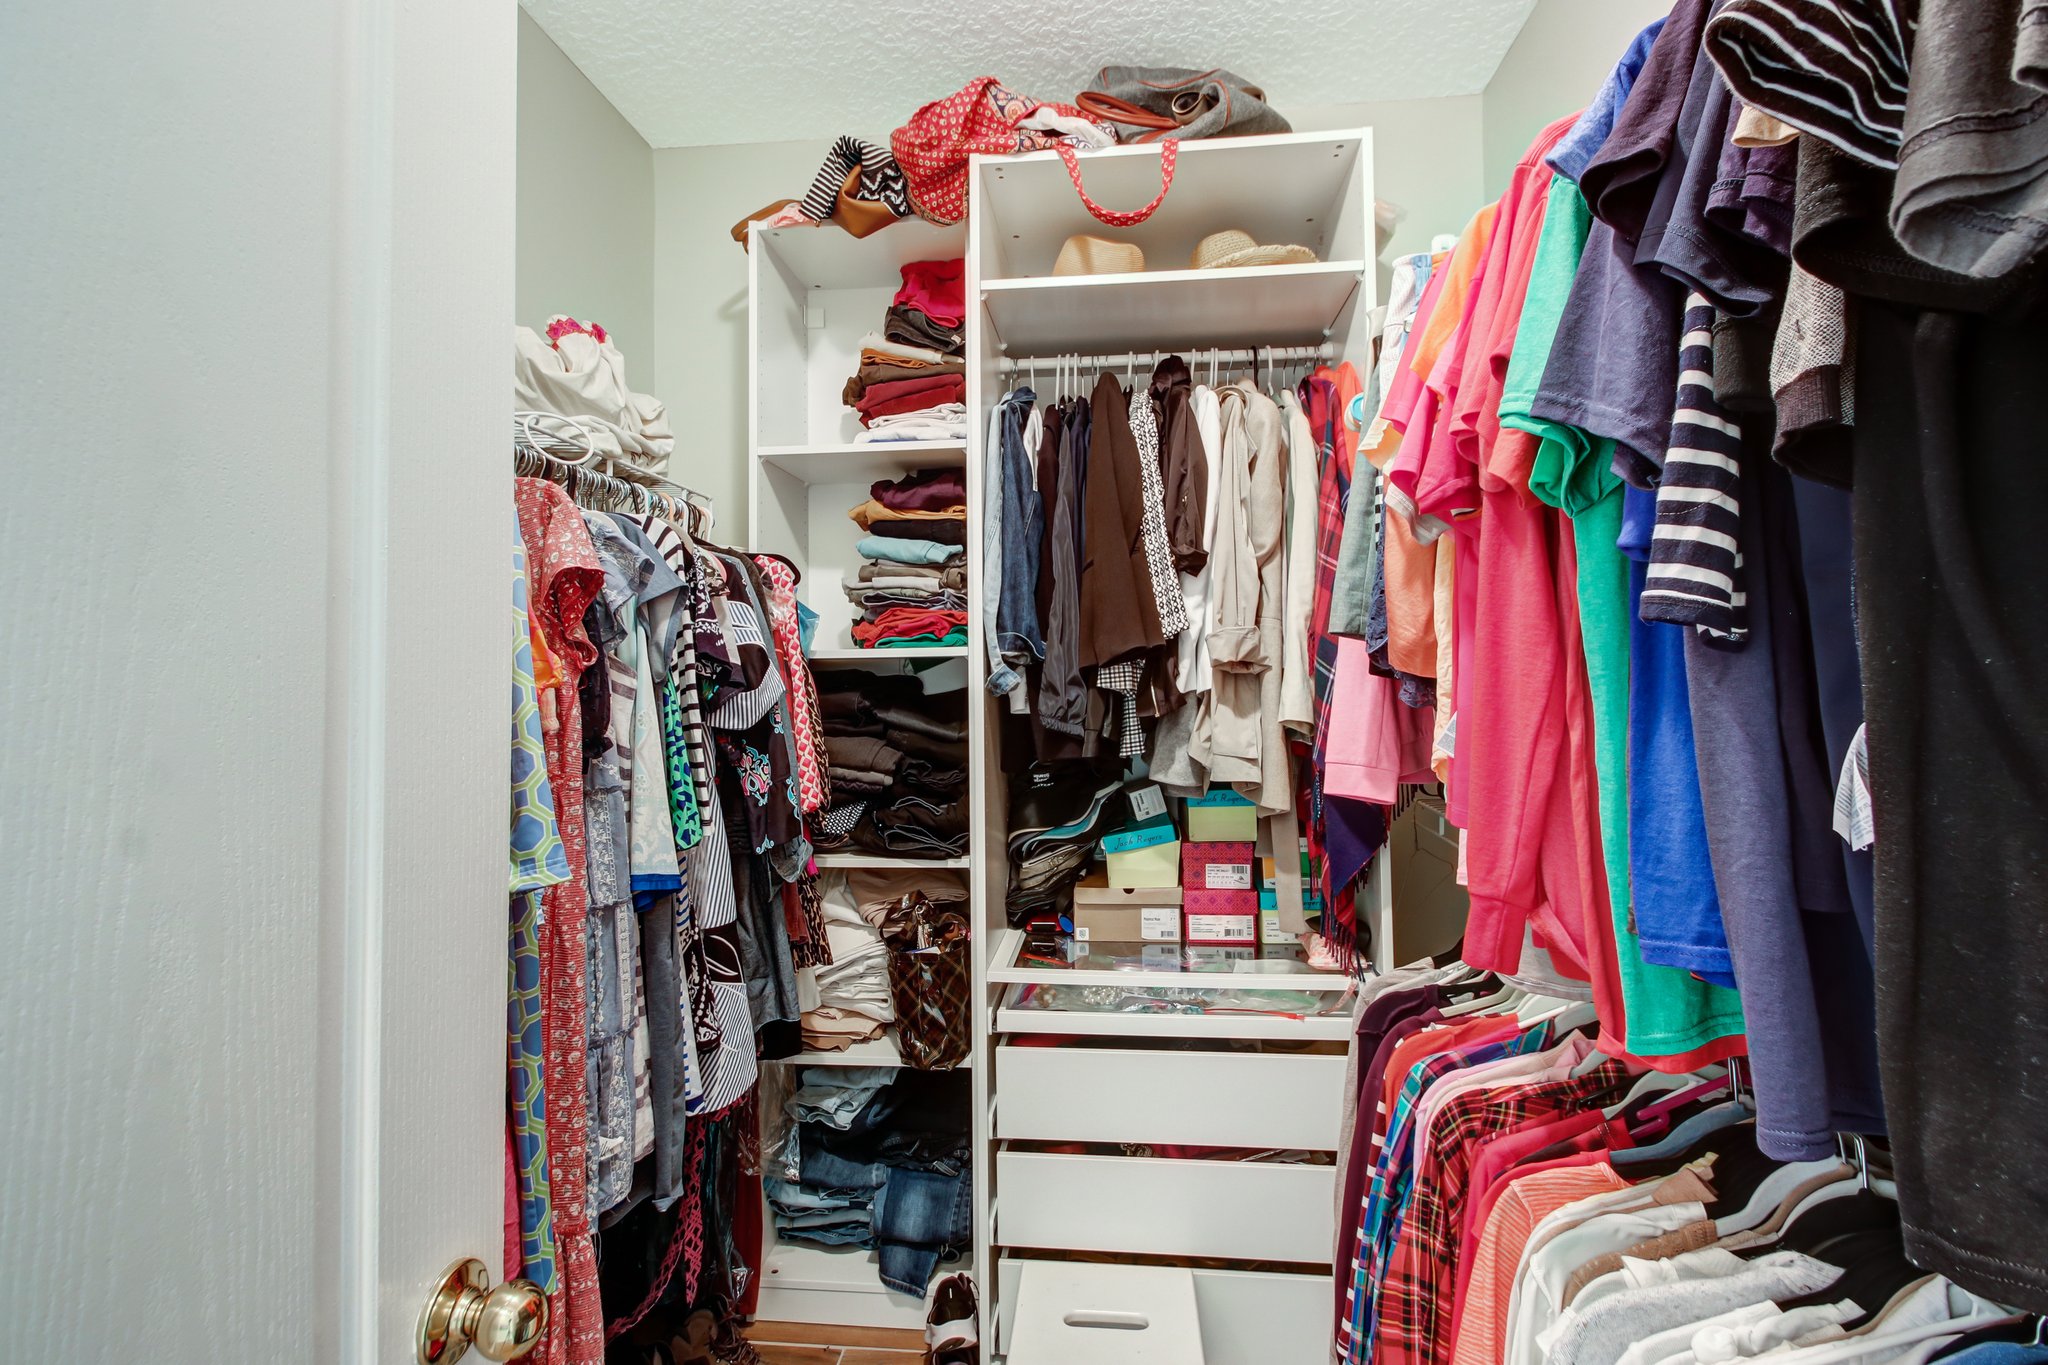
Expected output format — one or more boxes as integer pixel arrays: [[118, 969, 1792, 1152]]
[[995, 343, 1334, 376]]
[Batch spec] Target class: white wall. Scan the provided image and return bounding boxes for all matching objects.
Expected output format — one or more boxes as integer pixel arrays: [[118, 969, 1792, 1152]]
[[651, 139, 825, 525], [1481, 0, 1673, 196], [518, 9, 656, 360], [650, 95, 1483, 531]]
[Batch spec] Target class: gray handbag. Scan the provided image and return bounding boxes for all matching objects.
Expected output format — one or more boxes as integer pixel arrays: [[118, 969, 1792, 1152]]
[[1079, 66, 1293, 143]]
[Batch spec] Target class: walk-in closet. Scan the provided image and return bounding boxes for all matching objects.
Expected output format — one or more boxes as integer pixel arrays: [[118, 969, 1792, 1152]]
[[15, 2, 2048, 1363]]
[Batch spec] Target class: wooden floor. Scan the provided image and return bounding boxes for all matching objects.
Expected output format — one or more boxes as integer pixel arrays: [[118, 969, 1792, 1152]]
[[744, 1320, 926, 1364]]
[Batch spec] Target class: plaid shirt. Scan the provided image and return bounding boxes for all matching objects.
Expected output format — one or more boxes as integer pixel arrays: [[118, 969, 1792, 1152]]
[[1340, 1027, 1551, 1365], [1372, 1061, 1630, 1365]]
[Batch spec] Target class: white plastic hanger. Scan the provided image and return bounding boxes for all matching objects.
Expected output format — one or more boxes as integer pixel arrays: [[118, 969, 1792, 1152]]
[[1600, 1068, 1715, 1119], [1760, 1311, 2019, 1365]]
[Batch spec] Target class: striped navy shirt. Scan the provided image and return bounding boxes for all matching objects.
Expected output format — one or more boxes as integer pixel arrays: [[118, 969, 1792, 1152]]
[[1642, 294, 1749, 643]]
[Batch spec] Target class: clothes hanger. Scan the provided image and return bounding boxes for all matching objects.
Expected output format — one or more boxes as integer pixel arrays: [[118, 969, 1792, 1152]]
[[1601, 1068, 1713, 1121], [1758, 1307, 2020, 1365]]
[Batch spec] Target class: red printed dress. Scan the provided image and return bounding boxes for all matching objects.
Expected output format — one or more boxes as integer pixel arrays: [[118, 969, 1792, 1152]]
[[515, 478, 607, 1365]]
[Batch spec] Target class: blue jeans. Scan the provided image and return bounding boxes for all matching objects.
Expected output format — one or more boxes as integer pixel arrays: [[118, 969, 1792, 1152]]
[[799, 1134, 891, 1193], [872, 1165, 973, 1296]]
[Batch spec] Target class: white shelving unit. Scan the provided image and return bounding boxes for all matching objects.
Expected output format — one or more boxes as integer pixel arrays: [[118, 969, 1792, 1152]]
[[744, 129, 1394, 1360], [745, 216, 985, 1333], [966, 129, 1383, 1365]]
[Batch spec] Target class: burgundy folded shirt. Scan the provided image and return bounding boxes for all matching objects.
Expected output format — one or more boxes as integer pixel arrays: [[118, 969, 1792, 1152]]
[[873, 468, 967, 513], [855, 374, 966, 423]]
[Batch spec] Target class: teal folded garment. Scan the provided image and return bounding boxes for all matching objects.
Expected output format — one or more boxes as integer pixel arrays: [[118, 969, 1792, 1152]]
[[874, 628, 968, 648], [857, 534, 965, 566]]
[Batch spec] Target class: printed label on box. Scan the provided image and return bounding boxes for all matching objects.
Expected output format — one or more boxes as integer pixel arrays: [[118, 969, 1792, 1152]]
[[1205, 862, 1253, 891], [1128, 784, 1168, 822], [1184, 912, 1256, 944], [1142, 906, 1180, 941]]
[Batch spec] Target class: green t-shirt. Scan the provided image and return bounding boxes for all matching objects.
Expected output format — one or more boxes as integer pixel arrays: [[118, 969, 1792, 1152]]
[[1495, 177, 1746, 1057]]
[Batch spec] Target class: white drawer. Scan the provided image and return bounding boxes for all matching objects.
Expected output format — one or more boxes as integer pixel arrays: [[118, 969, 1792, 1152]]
[[995, 1150, 1335, 1263], [997, 1258, 1334, 1365], [996, 1044, 1344, 1149]]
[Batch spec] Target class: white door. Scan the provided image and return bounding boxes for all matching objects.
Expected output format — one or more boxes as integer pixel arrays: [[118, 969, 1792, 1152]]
[[1, 1, 517, 1360]]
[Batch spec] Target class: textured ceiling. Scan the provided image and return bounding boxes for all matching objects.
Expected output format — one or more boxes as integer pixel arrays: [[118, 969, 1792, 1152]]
[[521, 0, 1541, 148]]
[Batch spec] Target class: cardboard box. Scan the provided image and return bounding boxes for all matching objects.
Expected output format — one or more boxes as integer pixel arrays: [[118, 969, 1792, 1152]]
[[1073, 874, 1182, 941], [1073, 902, 1182, 943], [1179, 925, 1253, 957], [1181, 841, 1258, 915], [1259, 908, 1301, 946], [1107, 838, 1181, 889], [1186, 789, 1259, 843], [1101, 817, 1177, 855]]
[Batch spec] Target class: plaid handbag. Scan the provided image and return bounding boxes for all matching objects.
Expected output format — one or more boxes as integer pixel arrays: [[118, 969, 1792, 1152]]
[[874, 891, 973, 1070]]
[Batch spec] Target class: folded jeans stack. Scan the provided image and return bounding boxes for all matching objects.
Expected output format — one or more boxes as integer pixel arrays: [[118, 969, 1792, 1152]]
[[769, 1067, 973, 1295], [812, 673, 971, 859], [848, 468, 968, 648], [849, 259, 967, 443]]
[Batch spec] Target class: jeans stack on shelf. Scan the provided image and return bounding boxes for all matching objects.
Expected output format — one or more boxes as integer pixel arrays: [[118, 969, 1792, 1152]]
[[847, 468, 968, 648], [842, 259, 967, 445], [767, 1068, 974, 1296], [811, 669, 970, 859]]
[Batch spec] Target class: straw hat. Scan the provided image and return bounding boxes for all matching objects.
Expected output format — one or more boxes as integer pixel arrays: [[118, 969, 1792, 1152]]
[[1190, 228, 1317, 270], [1053, 234, 1146, 276]]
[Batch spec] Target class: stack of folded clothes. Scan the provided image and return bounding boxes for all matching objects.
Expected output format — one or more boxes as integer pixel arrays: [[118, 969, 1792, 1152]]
[[767, 1067, 973, 1296], [846, 259, 966, 444], [847, 468, 967, 648], [801, 872, 895, 1053], [812, 670, 970, 859]]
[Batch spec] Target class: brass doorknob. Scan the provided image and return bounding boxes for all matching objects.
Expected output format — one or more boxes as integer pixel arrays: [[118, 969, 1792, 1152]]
[[416, 1257, 549, 1364]]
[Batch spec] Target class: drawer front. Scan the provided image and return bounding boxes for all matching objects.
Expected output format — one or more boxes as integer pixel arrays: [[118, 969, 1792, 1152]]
[[996, 1150, 1335, 1263], [996, 1044, 1344, 1149], [997, 1259, 1334, 1365]]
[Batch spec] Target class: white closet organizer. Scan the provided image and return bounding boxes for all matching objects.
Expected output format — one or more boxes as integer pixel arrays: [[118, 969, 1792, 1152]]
[[746, 128, 1395, 1360], [965, 130, 1385, 1365], [747, 217, 989, 1330]]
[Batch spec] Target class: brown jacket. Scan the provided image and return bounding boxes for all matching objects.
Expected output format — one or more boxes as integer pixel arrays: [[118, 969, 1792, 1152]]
[[1152, 356, 1208, 575], [1079, 371, 1165, 666]]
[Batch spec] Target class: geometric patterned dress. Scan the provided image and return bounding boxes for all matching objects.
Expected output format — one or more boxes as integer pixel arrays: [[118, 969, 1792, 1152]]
[[515, 479, 607, 1365], [509, 512, 569, 1294]]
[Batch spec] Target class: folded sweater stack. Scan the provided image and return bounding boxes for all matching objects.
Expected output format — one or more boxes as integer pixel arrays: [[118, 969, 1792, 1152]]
[[848, 468, 967, 648], [812, 671, 970, 859], [849, 259, 967, 444]]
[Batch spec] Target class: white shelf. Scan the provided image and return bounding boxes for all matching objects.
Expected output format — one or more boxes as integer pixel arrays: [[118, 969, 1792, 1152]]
[[807, 645, 967, 662], [812, 852, 971, 870], [986, 927, 1354, 992], [771, 1029, 909, 1069], [981, 261, 1367, 354], [755, 218, 967, 291], [759, 438, 966, 483], [974, 131, 1368, 279], [754, 1243, 974, 1330]]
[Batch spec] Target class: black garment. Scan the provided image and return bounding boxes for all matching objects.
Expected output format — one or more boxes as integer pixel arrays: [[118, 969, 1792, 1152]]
[[1852, 298, 2048, 1314], [866, 516, 967, 546], [638, 893, 688, 1210], [1789, 477, 1877, 958]]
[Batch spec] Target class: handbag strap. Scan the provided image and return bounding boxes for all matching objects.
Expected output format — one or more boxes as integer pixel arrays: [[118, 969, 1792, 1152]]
[[1075, 90, 1179, 132], [1056, 140, 1178, 228]]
